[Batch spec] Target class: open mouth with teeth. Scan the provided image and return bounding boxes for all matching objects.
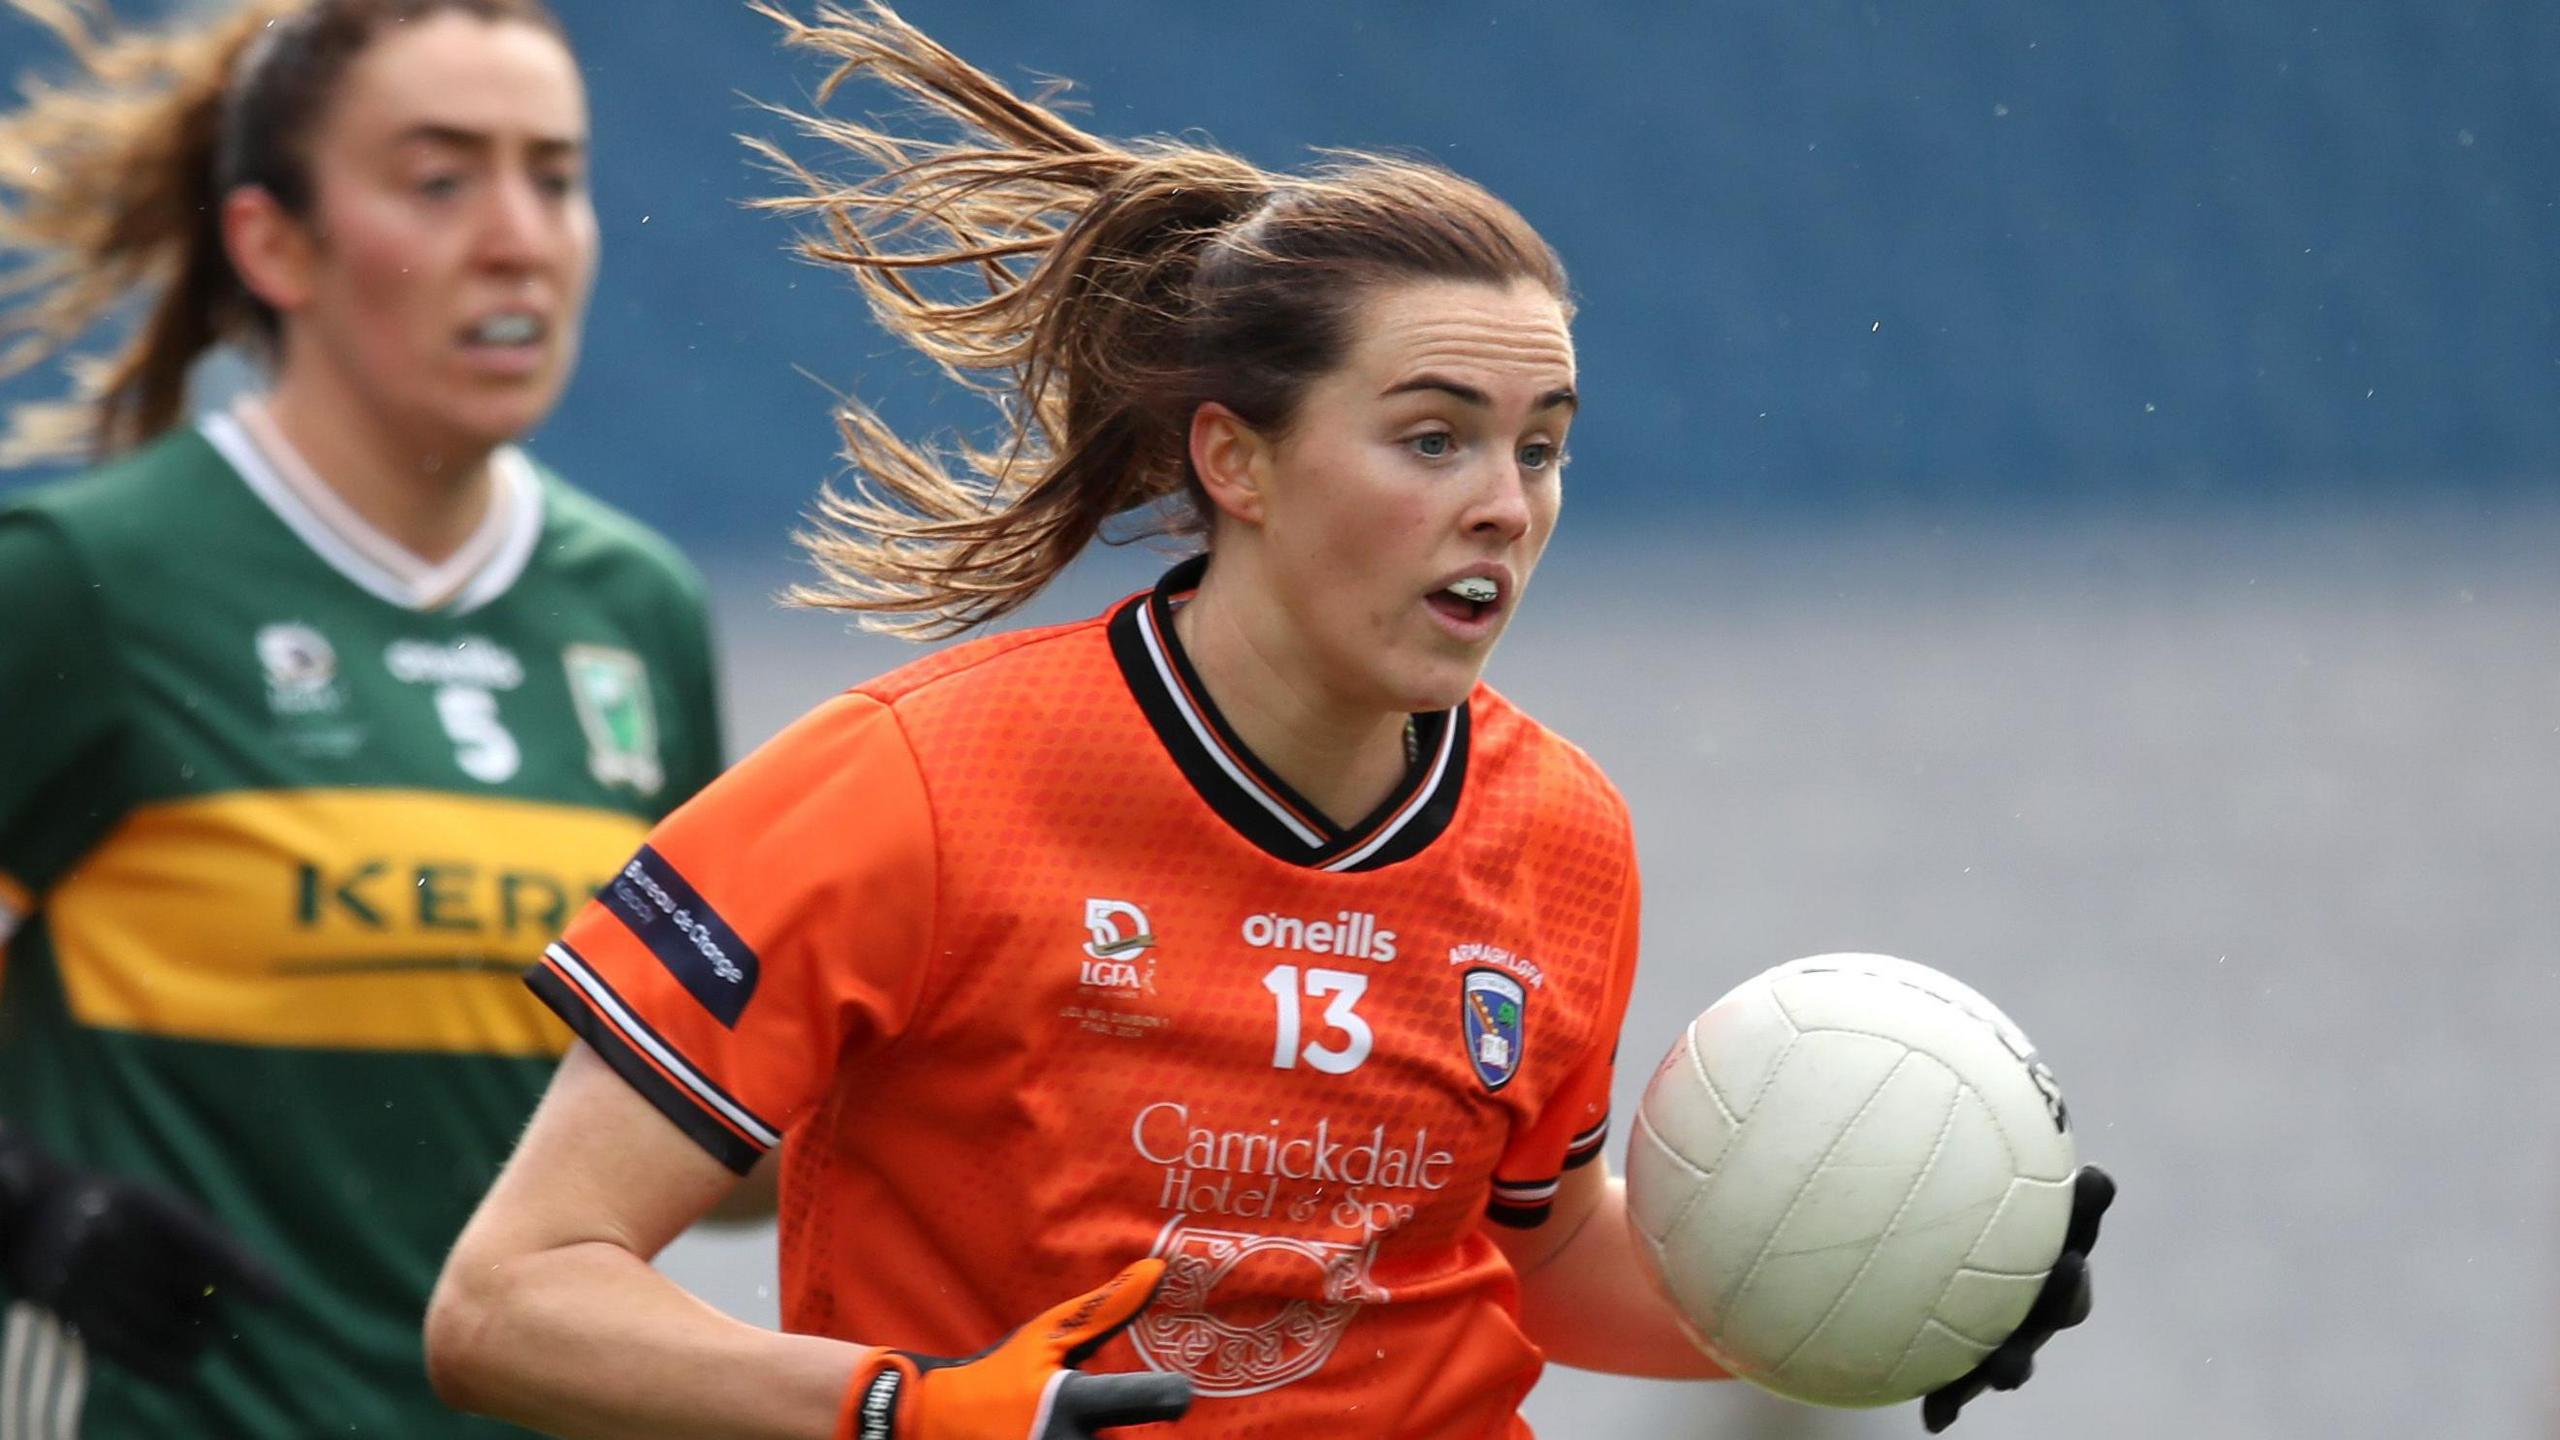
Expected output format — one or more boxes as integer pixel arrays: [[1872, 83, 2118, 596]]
[[463, 313, 546, 347], [1428, 575, 1502, 626]]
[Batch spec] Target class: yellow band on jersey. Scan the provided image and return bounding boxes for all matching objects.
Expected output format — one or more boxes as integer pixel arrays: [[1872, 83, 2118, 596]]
[[47, 790, 648, 1055]]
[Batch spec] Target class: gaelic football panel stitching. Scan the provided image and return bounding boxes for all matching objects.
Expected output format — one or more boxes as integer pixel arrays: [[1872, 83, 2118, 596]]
[[1766, 1058, 1965, 1388], [1713, 1047, 1912, 1336]]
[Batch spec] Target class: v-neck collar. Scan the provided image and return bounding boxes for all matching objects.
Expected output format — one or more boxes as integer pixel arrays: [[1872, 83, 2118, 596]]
[[1107, 554, 1470, 873], [199, 397, 543, 615]]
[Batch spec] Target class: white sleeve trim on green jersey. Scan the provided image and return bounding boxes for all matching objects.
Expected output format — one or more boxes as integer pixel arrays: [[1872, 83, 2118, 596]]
[[1, 1302, 89, 1439], [199, 400, 543, 615]]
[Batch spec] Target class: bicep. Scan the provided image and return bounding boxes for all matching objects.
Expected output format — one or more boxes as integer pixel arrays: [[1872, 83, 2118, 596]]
[[457, 1042, 743, 1267], [1487, 1151, 1611, 1279], [1495, 1155, 1731, 1380]]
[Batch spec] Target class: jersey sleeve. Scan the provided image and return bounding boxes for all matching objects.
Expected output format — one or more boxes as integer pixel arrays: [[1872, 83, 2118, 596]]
[[0, 513, 123, 945], [1486, 862, 1642, 1228], [526, 691, 936, 1173]]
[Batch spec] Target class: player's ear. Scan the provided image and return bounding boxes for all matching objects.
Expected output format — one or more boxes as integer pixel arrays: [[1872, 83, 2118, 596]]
[[1188, 402, 1272, 527], [223, 185, 320, 316]]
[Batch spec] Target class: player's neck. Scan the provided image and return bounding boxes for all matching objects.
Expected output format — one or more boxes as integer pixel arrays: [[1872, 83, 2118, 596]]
[[258, 368, 500, 568], [1172, 573, 1411, 829]]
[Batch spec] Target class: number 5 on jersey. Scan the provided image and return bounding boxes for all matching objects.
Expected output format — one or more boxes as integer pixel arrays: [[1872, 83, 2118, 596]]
[[1264, 965, 1372, 1074], [434, 684, 521, 783]]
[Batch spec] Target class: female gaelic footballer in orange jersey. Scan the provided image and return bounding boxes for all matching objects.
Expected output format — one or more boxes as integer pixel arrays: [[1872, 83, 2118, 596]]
[[429, 5, 2105, 1438]]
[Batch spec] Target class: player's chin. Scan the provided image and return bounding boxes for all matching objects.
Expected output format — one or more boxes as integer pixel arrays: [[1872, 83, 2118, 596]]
[[442, 385, 562, 450], [1387, 645, 1495, 713]]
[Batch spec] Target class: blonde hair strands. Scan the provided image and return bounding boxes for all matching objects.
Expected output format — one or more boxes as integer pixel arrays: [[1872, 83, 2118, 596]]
[[753, 1, 1568, 636]]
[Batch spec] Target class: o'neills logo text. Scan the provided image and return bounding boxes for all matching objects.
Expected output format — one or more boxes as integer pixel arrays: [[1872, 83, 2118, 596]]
[[1241, 910, 1397, 962]]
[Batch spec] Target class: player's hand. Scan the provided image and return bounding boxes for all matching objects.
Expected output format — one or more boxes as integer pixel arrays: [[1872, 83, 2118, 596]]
[[835, 1258, 1194, 1440], [0, 1131, 284, 1387], [1921, 1165, 2113, 1433]]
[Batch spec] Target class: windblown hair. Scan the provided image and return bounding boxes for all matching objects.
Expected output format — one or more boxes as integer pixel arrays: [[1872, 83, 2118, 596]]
[[0, 0, 561, 463], [753, 1, 1569, 636]]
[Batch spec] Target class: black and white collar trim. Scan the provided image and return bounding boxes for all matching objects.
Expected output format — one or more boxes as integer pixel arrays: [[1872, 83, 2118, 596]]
[[1108, 554, 1470, 872]]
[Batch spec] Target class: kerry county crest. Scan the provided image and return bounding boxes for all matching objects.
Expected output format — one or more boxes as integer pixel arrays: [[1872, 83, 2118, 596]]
[[564, 644, 663, 797]]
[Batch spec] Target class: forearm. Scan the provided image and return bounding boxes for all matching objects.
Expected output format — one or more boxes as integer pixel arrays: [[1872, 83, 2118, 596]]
[[1514, 1174, 1729, 1380], [427, 1229, 857, 1440]]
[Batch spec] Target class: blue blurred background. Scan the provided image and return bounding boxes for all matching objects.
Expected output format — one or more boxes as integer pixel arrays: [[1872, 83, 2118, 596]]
[[545, 0, 2560, 533], [7, 4, 2558, 1438], [13, 0, 2556, 529]]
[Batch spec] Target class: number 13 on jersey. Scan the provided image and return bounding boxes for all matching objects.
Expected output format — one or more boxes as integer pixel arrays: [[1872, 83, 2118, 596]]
[[1263, 964, 1373, 1074]]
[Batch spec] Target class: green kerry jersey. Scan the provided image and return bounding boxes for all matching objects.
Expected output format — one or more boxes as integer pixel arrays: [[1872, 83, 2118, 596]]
[[0, 411, 723, 1438]]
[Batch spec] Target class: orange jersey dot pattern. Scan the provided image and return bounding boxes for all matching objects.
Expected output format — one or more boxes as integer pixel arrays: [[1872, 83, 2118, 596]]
[[539, 600, 1642, 1440]]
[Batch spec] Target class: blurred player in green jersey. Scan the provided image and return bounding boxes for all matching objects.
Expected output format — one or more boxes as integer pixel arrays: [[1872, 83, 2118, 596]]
[[0, 1, 726, 1433]]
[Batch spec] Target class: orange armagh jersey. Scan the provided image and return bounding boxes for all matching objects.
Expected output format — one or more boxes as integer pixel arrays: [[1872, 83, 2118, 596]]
[[532, 557, 1642, 1439]]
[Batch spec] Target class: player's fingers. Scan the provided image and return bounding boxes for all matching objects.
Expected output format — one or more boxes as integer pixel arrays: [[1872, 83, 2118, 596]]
[[1921, 1376, 1978, 1433], [2056, 1258, 2093, 1331], [136, 1250, 283, 1321], [1052, 1370, 1194, 1431], [192, 1239, 286, 1306], [130, 1194, 284, 1303], [69, 1306, 194, 1384], [1049, 1259, 1167, 1368], [106, 1240, 242, 1326], [2017, 1251, 2087, 1339], [1981, 1344, 2034, 1392], [2065, 1166, 2115, 1254]]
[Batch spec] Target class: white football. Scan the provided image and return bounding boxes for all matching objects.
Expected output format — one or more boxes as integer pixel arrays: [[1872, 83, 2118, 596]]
[[1626, 953, 2076, 1408]]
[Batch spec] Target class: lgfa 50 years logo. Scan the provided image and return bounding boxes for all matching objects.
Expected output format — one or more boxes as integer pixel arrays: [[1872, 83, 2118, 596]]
[[1081, 898, 1157, 992]]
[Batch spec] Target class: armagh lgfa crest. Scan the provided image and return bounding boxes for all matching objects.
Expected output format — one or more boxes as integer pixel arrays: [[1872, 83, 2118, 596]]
[[1461, 969, 1526, 1091], [564, 644, 663, 796]]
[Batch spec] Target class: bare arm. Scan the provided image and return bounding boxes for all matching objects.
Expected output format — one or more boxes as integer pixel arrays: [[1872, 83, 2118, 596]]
[[425, 1043, 858, 1439], [1491, 1158, 1730, 1380], [704, 1149, 782, 1225]]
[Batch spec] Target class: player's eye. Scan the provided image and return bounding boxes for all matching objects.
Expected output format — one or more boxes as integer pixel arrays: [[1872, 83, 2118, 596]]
[[1518, 442, 1557, 471], [416, 173, 464, 201], [1408, 432, 1455, 460]]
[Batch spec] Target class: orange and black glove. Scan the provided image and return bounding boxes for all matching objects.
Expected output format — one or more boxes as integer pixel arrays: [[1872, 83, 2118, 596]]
[[834, 1259, 1194, 1440]]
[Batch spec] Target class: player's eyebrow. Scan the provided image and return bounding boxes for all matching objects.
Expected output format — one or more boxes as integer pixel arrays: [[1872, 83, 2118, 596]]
[[395, 123, 586, 161], [1381, 376, 1579, 414]]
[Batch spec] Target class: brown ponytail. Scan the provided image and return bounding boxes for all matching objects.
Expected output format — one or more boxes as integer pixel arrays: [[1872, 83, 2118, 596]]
[[0, 0, 275, 461], [0, 0, 562, 464], [755, 1, 1568, 636]]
